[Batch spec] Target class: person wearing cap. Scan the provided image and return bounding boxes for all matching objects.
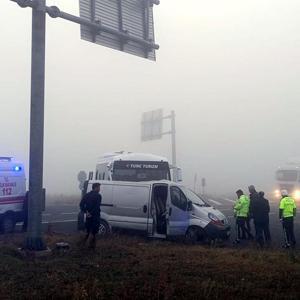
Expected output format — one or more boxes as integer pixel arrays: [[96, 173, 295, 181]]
[[279, 190, 297, 248], [234, 189, 253, 243]]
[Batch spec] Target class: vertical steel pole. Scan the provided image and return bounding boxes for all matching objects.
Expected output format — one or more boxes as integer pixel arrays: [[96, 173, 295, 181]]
[[171, 110, 177, 182], [193, 173, 197, 193], [26, 0, 46, 250]]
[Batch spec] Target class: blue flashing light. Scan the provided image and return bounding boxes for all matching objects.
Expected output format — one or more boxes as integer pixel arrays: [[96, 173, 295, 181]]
[[14, 166, 22, 172]]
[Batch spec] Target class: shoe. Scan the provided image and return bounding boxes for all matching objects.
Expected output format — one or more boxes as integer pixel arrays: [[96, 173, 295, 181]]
[[282, 243, 291, 249], [233, 239, 240, 244]]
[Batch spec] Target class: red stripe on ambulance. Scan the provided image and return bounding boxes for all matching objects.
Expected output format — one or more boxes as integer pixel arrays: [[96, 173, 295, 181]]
[[0, 196, 25, 205]]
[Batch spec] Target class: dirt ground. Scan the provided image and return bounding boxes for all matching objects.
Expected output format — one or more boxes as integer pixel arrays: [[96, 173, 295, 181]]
[[0, 233, 299, 300]]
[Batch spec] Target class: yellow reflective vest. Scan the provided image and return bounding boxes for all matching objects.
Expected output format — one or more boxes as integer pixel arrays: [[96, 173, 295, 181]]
[[279, 197, 296, 218], [234, 195, 250, 218]]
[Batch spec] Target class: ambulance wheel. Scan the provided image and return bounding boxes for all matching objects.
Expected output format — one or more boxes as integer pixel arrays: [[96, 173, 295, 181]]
[[98, 220, 110, 237], [1, 215, 16, 234], [185, 227, 199, 245]]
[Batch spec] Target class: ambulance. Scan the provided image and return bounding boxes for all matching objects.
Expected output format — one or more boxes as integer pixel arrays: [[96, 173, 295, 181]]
[[0, 157, 26, 233]]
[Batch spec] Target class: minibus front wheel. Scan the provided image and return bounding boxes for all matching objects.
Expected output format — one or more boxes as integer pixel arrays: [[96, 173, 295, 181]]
[[185, 226, 201, 245]]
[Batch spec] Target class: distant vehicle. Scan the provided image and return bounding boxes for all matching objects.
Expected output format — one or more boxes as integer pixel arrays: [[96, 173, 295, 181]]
[[275, 160, 300, 200], [95, 151, 182, 182], [0, 157, 26, 233], [82, 180, 230, 243]]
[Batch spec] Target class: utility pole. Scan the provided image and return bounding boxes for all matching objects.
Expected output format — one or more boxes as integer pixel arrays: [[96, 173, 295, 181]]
[[26, 0, 46, 250], [8, 0, 159, 251], [201, 177, 206, 196], [193, 173, 198, 193], [141, 109, 178, 181]]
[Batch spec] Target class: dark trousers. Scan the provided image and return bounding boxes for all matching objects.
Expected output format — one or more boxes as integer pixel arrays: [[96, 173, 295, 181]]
[[236, 217, 253, 240], [254, 221, 271, 247], [85, 217, 100, 236], [246, 217, 251, 233], [283, 217, 296, 246]]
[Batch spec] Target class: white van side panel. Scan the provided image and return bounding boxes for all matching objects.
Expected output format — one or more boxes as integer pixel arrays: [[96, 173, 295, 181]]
[[110, 184, 151, 231]]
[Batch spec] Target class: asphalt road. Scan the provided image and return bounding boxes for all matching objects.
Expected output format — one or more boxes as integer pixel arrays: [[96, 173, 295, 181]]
[[17, 196, 300, 248]]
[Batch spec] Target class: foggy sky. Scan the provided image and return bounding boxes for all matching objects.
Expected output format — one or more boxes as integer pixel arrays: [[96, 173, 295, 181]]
[[1, 0, 300, 195]]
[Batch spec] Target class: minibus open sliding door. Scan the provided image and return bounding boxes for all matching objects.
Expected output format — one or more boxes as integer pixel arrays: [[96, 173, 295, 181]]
[[167, 186, 189, 236]]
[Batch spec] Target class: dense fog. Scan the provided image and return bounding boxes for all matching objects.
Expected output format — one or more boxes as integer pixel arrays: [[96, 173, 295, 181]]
[[1, 0, 299, 196]]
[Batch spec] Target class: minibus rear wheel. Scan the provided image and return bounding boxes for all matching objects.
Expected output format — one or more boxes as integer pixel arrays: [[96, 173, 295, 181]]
[[98, 219, 111, 237]]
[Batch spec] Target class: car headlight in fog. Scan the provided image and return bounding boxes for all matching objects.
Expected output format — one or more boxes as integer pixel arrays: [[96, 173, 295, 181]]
[[274, 190, 280, 198], [293, 190, 300, 200]]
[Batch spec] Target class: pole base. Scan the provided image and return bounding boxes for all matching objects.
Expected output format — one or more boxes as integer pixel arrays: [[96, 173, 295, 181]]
[[25, 237, 46, 251]]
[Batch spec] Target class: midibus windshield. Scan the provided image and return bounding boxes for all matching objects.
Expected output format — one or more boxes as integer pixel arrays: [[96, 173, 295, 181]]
[[112, 161, 171, 182]]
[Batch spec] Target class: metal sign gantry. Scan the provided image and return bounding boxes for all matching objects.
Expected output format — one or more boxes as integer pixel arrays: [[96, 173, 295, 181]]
[[141, 109, 177, 181], [8, 0, 159, 250], [80, 0, 158, 60]]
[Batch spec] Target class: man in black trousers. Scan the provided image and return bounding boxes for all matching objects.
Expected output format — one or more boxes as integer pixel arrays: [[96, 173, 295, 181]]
[[80, 183, 102, 249], [249, 187, 271, 247]]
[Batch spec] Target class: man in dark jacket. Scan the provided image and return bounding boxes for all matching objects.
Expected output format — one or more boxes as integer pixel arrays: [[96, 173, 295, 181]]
[[247, 185, 260, 235], [258, 191, 271, 245], [249, 186, 271, 247], [80, 183, 102, 249]]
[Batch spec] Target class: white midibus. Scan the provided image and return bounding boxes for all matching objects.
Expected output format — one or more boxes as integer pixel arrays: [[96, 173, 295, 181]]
[[275, 164, 300, 200], [94, 152, 182, 182], [0, 157, 26, 232]]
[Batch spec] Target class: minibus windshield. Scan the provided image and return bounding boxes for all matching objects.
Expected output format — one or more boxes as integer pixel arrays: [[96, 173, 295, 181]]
[[181, 187, 210, 207]]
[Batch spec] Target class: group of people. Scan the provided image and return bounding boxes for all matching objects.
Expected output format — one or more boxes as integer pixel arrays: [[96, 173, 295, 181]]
[[234, 185, 297, 248], [78, 182, 297, 250]]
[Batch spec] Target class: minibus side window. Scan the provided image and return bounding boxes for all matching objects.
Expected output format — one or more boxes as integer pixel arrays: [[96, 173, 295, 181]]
[[170, 187, 187, 211]]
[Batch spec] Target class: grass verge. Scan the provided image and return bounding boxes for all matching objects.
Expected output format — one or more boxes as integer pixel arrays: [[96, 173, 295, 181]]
[[0, 233, 299, 300]]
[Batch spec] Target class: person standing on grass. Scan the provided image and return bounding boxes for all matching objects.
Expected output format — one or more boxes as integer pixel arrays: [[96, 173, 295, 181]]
[[234, 189, 253, 243], [248, 185, 260, 234], [80, 183, 102, 249], [250, 191, 271, 247], [279, 190, 297, 248]]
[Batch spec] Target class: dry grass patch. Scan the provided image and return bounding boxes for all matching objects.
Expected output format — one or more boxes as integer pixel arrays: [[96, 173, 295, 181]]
[[0, 233, 299, 299]]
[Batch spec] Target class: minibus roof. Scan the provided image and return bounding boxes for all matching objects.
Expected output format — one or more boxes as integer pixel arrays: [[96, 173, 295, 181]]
[[97, 152, 169, 165]]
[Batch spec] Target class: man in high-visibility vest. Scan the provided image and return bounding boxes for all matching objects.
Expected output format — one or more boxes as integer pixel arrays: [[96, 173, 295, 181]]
[[234, 189, 253, 243], [279, 190, 297, 248]]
